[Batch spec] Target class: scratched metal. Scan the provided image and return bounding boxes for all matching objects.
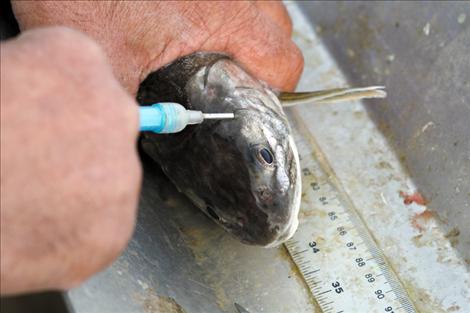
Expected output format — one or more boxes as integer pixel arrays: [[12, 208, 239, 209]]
[[297, 1, 470, 262], [288, 2, 470, 312], [65, 2, 470, 313], [67, 154, 317, 313]]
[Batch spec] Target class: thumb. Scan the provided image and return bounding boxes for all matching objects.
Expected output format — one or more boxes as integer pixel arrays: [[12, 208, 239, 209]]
[[201, 8, 304, 91]]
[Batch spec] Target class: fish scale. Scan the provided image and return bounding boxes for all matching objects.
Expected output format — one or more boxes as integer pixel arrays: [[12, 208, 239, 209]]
[[284, 109, 418, 313]]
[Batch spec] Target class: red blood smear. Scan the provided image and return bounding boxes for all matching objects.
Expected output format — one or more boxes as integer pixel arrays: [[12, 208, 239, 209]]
[[399, 191, 428, 206], [410, 210, 434, 232]]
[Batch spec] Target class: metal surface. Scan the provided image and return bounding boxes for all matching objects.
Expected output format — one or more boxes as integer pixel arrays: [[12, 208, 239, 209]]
[[288, 2, 470, 312], [68, 152, 317, 313], [298, 1, 470, 262]]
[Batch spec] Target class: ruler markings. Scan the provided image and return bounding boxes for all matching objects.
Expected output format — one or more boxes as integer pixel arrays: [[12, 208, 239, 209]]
[[318, 290, 332, 296], [304, 269, 320, 276], [283, 114, 417, 313], [306, 277, 319, 284], [316, 298, 328, 305], [317, 298, 330, 305], [306, 279, 317, 286], [292, 249, 308, 256], [305, 273, 319, 279]]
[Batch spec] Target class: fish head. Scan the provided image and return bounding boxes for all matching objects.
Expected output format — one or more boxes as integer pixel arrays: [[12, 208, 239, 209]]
[[185, 59, 301, 247]]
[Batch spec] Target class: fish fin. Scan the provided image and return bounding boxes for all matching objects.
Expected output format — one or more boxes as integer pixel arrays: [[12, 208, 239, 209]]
[[279, 86, 386, 107]]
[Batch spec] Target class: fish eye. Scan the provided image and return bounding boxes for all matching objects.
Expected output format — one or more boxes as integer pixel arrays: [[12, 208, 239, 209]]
[[258, 148, 274, 165]]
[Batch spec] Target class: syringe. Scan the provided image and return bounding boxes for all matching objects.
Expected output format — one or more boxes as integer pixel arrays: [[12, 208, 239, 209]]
[[139, 102, 234, 134]]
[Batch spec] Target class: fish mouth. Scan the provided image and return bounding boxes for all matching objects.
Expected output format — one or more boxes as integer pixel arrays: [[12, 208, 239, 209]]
[[211, 208, 299, 247], [202, 204, 273, 246], [263, 216, 299, 248], [231, 218, 299, 247]]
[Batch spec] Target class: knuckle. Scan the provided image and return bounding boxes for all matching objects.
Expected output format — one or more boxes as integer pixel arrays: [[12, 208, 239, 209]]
[[279, 5, 293, 35], [271, 41, 304, 90], [57, 145, 140, 290], [101, 97, 140, 141], [118, 96, 140, 131], [284, 17, 293, 35], [60, 199, 138, 290], [58, 274, 90, 291], [286, 43, 304, 81], [291, 44, 304, 73], [96, 208, 135, 262], [100, 198, 137, 249]]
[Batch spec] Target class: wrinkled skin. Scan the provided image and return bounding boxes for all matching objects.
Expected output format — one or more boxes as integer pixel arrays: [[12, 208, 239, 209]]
[[1, 27, 140, 295], [12, 1, 303, 94], [138, 53, 300, 247]]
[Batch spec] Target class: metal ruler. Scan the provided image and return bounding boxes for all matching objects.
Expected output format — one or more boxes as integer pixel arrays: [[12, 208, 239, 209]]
[[284, 111, 417, 313]]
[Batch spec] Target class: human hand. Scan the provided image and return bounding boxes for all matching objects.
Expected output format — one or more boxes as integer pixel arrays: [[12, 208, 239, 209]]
[[0, 27, 141, 295], [12, 1, 304, 94]]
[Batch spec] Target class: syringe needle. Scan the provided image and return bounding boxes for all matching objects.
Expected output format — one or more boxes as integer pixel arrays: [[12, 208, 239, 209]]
[[140, 103, 235, 134], [202, 113, 235, 120]]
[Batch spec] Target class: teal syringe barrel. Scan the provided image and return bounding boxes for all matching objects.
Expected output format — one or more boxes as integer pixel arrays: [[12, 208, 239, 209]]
[[139, 102, 204, 134]]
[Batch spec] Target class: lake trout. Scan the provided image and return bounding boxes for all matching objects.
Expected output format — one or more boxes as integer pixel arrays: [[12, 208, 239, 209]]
[[137, 52, 385, 247]]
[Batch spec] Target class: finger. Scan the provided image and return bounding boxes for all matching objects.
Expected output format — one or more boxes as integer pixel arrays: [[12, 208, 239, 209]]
[[253, 1, 293, 36], [204, 9, 304, 91]]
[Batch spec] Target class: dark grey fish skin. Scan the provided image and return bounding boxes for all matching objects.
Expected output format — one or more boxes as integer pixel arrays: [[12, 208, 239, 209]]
[[137, 52, 301, 247]]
